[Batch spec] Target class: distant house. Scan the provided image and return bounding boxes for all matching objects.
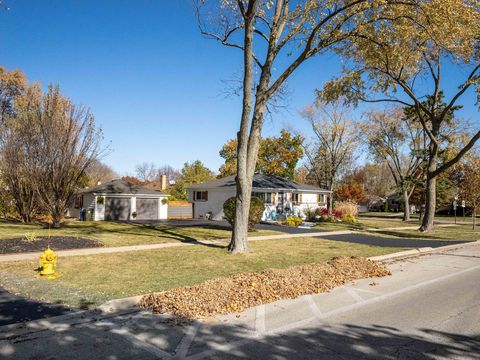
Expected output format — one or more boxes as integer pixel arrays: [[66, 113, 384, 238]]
[[68, 179, 168, 221], [188, 173, 331, 221]]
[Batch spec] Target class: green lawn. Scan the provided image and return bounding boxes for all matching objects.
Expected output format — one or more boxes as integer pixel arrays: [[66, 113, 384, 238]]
[[364, 224, 480, 243], [359, 212, 410, 219], [0, 217, 475, 311], [313, 218, 418, 231], [0, 237, 405, 309], [0, 221, 281, 247], [359, 211, 478, 221]]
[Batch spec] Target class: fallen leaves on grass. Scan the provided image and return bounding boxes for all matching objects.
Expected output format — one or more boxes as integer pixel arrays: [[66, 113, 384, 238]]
[[140, 256, 390, 319]]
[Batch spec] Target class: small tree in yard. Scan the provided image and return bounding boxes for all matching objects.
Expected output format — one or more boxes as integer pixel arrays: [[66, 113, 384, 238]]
[[3, 85, 104, 227], [224, 196, 264, 231], [459, 156, 480, 230]]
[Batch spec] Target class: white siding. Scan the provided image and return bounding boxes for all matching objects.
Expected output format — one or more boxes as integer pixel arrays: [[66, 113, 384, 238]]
[[189, 189, 236, 220], [189, 188, 330, 222]]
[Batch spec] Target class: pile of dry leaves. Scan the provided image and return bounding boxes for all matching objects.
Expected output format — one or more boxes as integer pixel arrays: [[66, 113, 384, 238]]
[[140, 256, 390, 319]]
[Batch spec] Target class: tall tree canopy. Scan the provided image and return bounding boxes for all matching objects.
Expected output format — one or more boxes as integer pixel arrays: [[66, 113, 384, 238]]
[[301, 100, 358, 209], [360, 107, 425, 220], [198, 0, 408, 252], [319, 0, 480, 231], [219, 129, 303, 179]]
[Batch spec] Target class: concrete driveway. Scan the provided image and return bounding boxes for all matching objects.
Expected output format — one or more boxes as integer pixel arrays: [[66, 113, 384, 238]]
[[1, 242, 479, 359]]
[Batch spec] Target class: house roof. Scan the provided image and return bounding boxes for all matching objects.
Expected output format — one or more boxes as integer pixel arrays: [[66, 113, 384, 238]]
[[80, 179, 167, 196], [188, 174, 330, 193]]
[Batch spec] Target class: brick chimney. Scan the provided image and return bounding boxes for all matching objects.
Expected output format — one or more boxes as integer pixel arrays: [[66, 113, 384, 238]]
[[160, 174, 167, 190]]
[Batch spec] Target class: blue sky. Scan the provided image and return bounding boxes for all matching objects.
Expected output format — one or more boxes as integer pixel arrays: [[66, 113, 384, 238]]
[[1, 1, 478, 175]]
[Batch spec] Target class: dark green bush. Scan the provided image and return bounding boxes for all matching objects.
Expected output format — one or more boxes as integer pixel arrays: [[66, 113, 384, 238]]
[[223, 196, 264, 231]]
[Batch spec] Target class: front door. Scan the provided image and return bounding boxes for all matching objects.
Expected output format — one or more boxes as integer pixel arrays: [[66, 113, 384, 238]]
[[277, 192, 285, 213]]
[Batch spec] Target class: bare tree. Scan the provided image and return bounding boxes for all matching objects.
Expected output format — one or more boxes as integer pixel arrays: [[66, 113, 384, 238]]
[[84, 160, 117, 187], [135, 162, 157, 183], [3, 85, 104, 227], [156, 165, 181, 183], [197, 0, 408, 253], [301, 100, 358, 210], [360, 107, 425, 221]]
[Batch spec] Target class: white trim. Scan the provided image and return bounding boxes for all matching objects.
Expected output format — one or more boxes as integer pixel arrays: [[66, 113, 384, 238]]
[[91, 193, 167, 198]]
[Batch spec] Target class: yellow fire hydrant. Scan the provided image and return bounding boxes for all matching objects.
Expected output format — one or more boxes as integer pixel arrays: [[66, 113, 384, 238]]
[[39, 247, 57, 277]]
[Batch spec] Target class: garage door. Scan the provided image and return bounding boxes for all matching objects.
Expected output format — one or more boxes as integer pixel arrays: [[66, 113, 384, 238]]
[[136, 198, 159, 220], [105, 197, 131, 221]]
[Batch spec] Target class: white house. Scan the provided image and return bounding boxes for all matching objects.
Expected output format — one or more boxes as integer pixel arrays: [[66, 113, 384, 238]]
[[188, 174, 331, 221], [68, 179, 168, 221]]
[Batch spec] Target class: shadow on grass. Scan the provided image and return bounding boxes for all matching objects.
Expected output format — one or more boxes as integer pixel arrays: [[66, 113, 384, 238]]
[[62, 221, 229, 247], [0, 286, 73, 326]]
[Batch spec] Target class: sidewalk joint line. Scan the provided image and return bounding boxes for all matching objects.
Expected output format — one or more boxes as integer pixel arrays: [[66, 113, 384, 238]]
[[306, 295, 323, 318], [254, 305, 265, 335]]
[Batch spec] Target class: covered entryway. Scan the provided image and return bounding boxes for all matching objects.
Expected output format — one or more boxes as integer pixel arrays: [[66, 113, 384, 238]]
[[105, 197, 131, 220], [136, 198, 159, 220]]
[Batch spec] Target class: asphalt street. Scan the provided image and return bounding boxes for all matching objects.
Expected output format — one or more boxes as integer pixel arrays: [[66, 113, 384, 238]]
[[0, 242, 478, 359]]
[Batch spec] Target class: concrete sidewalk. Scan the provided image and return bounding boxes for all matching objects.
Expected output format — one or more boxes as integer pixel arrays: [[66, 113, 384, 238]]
[[0, 224, 459, 262], [1, 241, 479, 359]]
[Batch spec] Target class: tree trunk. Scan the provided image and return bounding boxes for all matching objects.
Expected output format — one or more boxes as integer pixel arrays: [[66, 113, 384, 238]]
[[228, 8, 256, 254], [229, 177, 252, 253], [403, 189, 410, 222], [420, 130, 439, 232], [473, 207, 476, 230], [420, 172, 436, 232], [52, 213, 62, 229], [328, 182, 334, 211]]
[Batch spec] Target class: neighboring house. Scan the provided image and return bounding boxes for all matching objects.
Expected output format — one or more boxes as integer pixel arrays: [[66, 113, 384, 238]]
[[188, 173, 331, 221], [68, 179, 168, 221], [359, 194, 386, 212]]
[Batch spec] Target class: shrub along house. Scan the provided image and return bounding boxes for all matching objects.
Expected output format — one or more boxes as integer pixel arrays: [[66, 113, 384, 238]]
[[188, 173, 330, 221], [68, 179, 168, 221]]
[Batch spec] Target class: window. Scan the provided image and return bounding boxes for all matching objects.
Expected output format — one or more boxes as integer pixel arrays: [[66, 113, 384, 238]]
[[292, 193, 301, 204], [74, 195, 83, 209], [318, 194, 326, 203], [194, 191, 208, 201], [253, 192, 273, 204]]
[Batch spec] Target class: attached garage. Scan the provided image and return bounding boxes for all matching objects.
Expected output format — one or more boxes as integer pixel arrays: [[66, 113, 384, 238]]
[[105, 197, 131, 221], [136, 198, 159, 220], [70, 179, 168, 221]]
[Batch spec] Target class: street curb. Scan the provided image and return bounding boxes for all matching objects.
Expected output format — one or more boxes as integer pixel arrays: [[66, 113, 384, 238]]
[[368, 240, 480, 263], [98, 241, 480, 314], [97, 295, 143, 313]]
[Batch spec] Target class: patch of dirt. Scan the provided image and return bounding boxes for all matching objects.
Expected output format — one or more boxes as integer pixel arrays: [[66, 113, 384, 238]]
[[140, 256, 391, 319], [0, 236, 103, 254]]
